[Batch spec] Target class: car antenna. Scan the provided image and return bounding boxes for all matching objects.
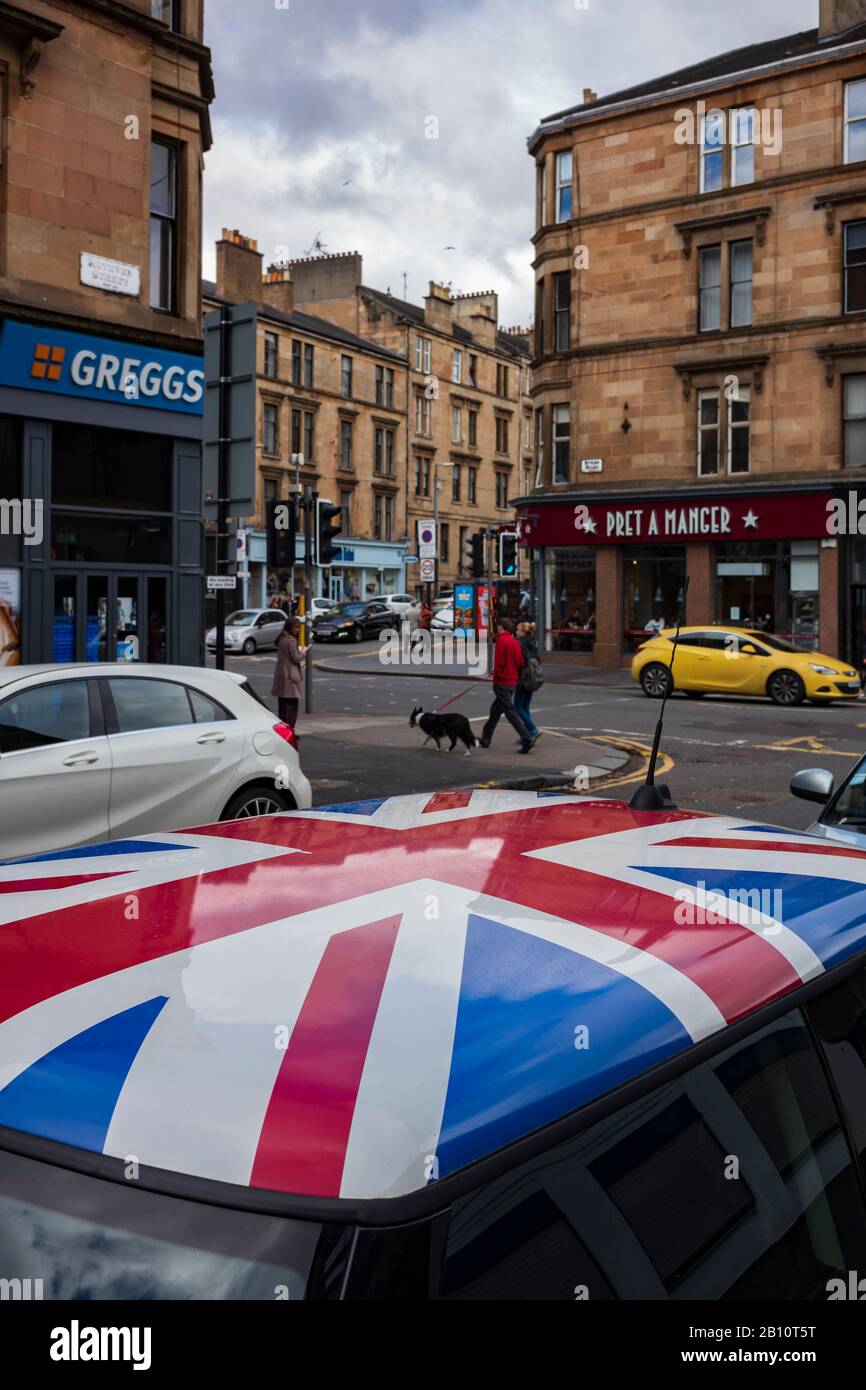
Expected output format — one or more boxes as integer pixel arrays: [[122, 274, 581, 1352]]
[[629, 577, 690, 813]]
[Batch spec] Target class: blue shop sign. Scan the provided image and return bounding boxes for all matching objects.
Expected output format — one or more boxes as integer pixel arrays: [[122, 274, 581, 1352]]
[[0, 320, 204, 415]]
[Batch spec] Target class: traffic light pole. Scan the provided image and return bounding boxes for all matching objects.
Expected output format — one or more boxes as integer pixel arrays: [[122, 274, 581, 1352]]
[[303, 486, 315, 716], [485, 526, 495, 672]]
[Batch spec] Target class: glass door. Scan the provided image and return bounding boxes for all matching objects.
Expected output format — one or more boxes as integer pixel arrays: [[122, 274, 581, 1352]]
[[51, 573, 167, 664]]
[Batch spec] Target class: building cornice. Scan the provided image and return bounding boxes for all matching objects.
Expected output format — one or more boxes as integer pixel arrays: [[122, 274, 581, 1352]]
[[0, 1, 63, 98]]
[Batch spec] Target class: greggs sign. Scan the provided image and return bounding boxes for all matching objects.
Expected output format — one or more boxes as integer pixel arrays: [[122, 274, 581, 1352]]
[[517, 492, 834, 547], [0, 320, 204, 415]]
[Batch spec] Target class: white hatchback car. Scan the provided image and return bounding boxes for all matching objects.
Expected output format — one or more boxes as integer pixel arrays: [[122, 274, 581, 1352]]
[[205, 608, 286, 656], [0, 665, 312, 863], [373, 594, 421, 627]]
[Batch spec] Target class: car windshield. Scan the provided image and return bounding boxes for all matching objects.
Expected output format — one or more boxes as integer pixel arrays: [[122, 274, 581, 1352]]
[[824, 758, 866, 824], [225, 612, 258, 627], [327, 604, 365, 618], [745, 631, 807, 653]]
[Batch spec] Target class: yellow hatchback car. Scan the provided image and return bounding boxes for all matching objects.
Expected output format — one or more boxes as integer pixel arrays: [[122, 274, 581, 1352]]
[[631, 626, 861, 707]]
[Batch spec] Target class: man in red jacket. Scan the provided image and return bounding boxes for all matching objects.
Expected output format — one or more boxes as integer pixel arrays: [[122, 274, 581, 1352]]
[[479, 618, 538, 754]]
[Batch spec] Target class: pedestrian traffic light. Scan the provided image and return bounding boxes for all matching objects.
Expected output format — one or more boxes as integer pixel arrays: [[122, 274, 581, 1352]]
[[499, 531, 518, 578], [266, 498, 296, 568], [316, 498, 343, 567], [466, 530, 486, 579]]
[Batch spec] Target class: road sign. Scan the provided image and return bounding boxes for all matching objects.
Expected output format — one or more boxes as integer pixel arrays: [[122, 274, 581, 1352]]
[[207, 575, 237, 591], [418, 521, 437, 560], [420, 557, 435, 582]]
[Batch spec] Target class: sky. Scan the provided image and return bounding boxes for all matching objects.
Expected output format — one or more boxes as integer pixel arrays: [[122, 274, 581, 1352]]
[[202, 0, 819, 327]]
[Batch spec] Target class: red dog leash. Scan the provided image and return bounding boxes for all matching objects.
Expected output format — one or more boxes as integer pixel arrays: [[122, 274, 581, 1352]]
[[433, 682, 486, 714]]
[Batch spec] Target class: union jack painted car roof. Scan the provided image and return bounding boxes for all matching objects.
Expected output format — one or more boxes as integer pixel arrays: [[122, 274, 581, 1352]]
[[1, 790, 865, 1204]]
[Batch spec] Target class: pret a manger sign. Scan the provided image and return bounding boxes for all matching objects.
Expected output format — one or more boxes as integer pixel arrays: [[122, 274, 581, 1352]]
[[599, 504, 734, 539]]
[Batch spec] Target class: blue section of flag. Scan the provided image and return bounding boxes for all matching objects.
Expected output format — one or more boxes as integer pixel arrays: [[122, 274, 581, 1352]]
[[637, 865, 866, 969], [0, 996, 168, 1152], [736, 825, 802, 836], [316, 798, 390, 816], [435, 914, 692, 1180], [2, 840, 191, 867]]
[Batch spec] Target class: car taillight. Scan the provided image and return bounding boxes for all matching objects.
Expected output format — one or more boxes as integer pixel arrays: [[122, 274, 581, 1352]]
[[274, 722, 299, 752]]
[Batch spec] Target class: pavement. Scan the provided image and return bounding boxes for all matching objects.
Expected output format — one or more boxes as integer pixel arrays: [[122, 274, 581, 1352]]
[[313, 644, 635, 688]]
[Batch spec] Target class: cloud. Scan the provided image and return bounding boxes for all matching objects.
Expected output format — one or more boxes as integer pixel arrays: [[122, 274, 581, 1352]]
[[203, 0, 818, 324]]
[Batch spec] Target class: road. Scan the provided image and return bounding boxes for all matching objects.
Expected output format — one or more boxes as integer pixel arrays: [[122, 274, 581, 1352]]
[[213, 643, 866, 826]]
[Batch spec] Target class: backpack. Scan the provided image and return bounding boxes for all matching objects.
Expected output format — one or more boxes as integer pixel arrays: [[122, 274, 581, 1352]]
[[521, 655, 545, 692]]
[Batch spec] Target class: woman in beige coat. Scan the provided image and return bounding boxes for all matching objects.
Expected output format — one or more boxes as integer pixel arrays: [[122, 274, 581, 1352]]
[[271, 617, 306, 729]]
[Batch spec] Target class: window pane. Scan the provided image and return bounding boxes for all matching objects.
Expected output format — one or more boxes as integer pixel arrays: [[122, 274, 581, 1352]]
[[730, 425, 750, 473], [845, 374, 866, 418], [702, 150, 723, 191], [848, 266, 866, 313], [558, 186, 573, 221], [699, 247, 721, 289], [731, 280, 753, 328], [703, 112, 725, 149], [699, 393, 720, 426], [730, 240, 753, 282], [0, 681, 90, 753], [847, 419, 866, 468], [732, 107, 756, 145], [150, 141, 175, 216], [732, 143, 755, 186], [109, 678, 193, 734], [848, 120, 866, 164], [149, 217, 173, 312], [848, 78, 866, 122], [190, 689, 231, 723], [700, 286, 721, 332]]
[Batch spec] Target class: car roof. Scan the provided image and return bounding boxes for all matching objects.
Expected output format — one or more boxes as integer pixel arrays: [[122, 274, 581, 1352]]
[[2, 793, 865, 1208], [0, 663, 246, 691]]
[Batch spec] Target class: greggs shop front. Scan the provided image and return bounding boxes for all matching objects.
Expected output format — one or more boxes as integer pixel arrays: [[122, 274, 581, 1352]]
[[516, 486, 843, 671]]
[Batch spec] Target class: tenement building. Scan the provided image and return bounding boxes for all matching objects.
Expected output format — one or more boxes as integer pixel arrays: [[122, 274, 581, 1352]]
[[521, 0, 866, 668], [0, 0, 213, 666], [282, 252, 533, 595], [203, 235, 409, 606]]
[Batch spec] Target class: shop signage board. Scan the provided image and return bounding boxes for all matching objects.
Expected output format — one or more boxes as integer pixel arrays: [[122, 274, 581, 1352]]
[[207, 576, 237, 591], [517, 492, 835, 548]]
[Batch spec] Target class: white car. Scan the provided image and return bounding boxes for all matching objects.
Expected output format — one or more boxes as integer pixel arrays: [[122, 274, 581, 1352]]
[[310, 597, 333, 618], [430, 606, 454, 630], [373, 594, 422, 627], [0, 664, 312, 863], [205, 608, 286, 655]]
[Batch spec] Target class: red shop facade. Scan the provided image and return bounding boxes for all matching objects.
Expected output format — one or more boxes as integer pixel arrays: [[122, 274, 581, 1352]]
[[515, 485, 848, 670]]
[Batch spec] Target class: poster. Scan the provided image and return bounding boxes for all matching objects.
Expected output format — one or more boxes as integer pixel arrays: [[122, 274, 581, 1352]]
[[0, 568, 21, 667], [453, 583, 475, 632]]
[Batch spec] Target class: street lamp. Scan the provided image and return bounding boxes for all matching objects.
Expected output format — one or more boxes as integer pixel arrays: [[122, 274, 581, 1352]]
[[433, 460, 455, 597]]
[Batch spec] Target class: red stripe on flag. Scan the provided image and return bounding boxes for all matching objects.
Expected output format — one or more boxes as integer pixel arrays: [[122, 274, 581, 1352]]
[[0, 873, 126, 895], [422, 791, 474, 815], [660, 836, 866, 862], [250, 915, 401, 1197]]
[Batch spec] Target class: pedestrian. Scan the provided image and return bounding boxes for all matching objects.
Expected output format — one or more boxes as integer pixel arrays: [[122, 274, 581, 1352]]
[[514, 619, 543, 742], [418, 599, 432, 630], [271, 616, 305, 729], [479, 617, 538, 754]]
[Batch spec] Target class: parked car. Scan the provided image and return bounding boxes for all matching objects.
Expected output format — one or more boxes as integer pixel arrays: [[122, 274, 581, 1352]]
[[3, 791, 866, 1299], [792, 752, 866, 851], [312, 601, 394, 643], [0, 664, 311, 862], [206, 608, 286, 656], [432, 590, 454, 613], [430, 606, 454, 630], [632, 625, 861, 706], [310, 597, 334, 619], [373, 594, 422, 627]]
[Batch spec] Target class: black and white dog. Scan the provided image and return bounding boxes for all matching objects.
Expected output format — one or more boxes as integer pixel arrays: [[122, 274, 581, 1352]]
[[410, 705, 477, 756]]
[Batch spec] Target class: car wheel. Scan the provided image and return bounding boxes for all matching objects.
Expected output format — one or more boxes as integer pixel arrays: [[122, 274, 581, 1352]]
[[768, 669, 805, 706], [641, 663, 673, 699], [242, 637, 256, 656], [353, 626, 363, 643], [221, 785, 294, 820]]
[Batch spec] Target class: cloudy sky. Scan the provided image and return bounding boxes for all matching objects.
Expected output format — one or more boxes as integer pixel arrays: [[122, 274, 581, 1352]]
[[203, 0, 818, 326]]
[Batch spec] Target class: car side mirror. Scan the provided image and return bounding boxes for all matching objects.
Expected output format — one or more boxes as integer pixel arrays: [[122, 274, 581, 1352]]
[[791, 768, 835, 805]]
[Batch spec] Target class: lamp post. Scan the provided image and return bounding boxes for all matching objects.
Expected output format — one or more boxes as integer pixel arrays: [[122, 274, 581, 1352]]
[[432, 460, 455, 598]]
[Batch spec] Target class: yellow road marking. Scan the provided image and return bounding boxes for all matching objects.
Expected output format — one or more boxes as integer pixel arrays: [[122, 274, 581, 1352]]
[[753, 735, 863, 757], [580, 735, 674, 793]]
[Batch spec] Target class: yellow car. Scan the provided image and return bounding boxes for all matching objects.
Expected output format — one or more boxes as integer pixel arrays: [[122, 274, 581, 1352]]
[[631, 626, 861, 707]]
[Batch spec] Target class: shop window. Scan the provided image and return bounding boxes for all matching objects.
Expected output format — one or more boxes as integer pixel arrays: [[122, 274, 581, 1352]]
[[548, 548, 596, 654], [845, 222, 866, 314], [845, 79, 866, 164], [845, 375, 866, 467], [553, 406, 570, 484], [715, 541, 818, 648], [624, 546, 686, 651], [52, 514, 172, 566], [150, 139, 177, 313], [52, 424, 172, 513]]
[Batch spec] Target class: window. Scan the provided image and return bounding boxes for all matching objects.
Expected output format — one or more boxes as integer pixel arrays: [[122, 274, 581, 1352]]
[[452, 405, 462, 444], [556, 150, 573, 222], [845, 222, 866, 314], [496, 472, 508, 509], [150, 139, 177, 312], [441, 1009, 866, 1300], [468, 467, 477, 504], [452, 349, 462, 385], [340, 419, 353, 470], [728, 386, 751, 474], [469, 355, 478, 387], [0, 680, 90, 754], [496, 416, 509, 454], [536, 279, 545, 356], [416, 334, 432, 374], [440, 523, 450, 563], [415, 393, 431, 436], [468, 411, 478, 447], [264, 332, 278, 379], [700, 110, 724, 193], [151, 0, 180, 26], [414, 455, 431, 496], [451, 465, 461, 503], [189, 689, 232, 723], [375, 365, 393, 408], [263, 477, 277, 503], [108, 678, 195, 734], [341, 356, 353, 398], [292, 341, 302, 386], [845, 375, 866, 467], [524, 414, 532, 449], [459, 525, 468, 574], [292, 409, 314, 462], [304, 343, 314, 388], [496, 364, 510, 398], [730, 240, 753, 327], [375, 427, 395, 477], [699, 246, 722, 332], [554, 271, 571, 351], [374, 493, 393, 542], [730, 106, 756, 186], [846, 79, 866, 164], [697, 389, 720, 476], [263, 402, 279, 456], [536, 407, 544, 486], [340, 489, 352, 535], [304, 412, 314, 463], [553, 405, 570, 484], [292, 408, 301, 455]]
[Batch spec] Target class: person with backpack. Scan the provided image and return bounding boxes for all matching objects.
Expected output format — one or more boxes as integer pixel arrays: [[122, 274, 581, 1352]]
[[479, 618, 537, 754], [514, 619, 543, 742]]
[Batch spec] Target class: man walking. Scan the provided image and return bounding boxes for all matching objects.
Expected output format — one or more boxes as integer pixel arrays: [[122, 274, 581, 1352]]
[[479, 618, 538, 754]]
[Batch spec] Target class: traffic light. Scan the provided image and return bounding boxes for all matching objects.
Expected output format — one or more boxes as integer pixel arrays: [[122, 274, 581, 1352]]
[[266, 498, 296, 568], [316, 498, 343, 567], [499, 531, 518, 578], [465, 530, 486, 579]]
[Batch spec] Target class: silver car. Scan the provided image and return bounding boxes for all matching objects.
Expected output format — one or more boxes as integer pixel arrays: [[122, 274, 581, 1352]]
[[792, 758, 866, 850], [206, 608, 286, 656]]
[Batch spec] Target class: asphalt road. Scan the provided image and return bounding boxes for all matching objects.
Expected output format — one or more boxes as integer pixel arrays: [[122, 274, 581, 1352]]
[[212, 643, 866, 826]]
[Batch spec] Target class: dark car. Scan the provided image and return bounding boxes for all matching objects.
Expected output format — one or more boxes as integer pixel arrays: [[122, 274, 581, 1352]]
[[312, 601, 393, 643]]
